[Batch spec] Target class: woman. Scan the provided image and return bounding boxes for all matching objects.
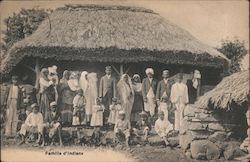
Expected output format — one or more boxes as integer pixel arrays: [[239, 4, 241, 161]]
[[131, 74, 144, 125], [117, 74, 134, 121], [186, 70, 201, 104], [60, 72, 79, 126], [39, 68, 55, 120]]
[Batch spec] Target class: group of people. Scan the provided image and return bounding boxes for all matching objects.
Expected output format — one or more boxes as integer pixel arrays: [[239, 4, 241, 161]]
[[2, 65, 201, 147]]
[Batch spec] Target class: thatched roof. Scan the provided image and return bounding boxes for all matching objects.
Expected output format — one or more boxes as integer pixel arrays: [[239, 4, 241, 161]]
[[195, 70, 249, 110], [0, 4, 229, 74]]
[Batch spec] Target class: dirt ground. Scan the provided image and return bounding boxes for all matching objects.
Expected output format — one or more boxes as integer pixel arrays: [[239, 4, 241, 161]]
[[1, 139, 235, 162]]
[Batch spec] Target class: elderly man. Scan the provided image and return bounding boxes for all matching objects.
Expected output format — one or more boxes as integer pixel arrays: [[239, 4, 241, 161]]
[[19, 103, 44, 146], [142, 68, 157, 117]]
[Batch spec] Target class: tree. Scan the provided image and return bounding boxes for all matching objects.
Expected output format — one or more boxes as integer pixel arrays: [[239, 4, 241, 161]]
[[1, 7, 52, 59], [217, 38, 248, 74]]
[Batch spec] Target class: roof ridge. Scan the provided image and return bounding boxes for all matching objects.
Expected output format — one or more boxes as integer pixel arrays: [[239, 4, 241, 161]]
[[56, 4, 157, 14]]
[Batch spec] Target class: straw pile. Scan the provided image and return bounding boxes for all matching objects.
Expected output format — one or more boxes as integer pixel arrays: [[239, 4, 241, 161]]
[[0, 4, 228, 74], [195, 70, 249, 110]]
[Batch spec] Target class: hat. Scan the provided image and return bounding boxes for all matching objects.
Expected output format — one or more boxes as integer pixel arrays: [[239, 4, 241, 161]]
[[133, 74, 140, 79], [12, 75, 18, 80], [31, 103, 39, 109], [118, 110, 126, 115], [145, 68, 154, 75], [50, 101, 57, 107], [162, 70, 169, 75], [139, 111, 148, 117], [105, 66, 112, 70]]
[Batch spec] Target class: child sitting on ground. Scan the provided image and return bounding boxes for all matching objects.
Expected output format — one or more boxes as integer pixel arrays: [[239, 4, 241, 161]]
[[90, 98, 106, 145], [72, 89, 85, 144], [133, 111, 151, 141], [45, 101, 63, 146], [114, 110, 131, 147], [154, 111, 173, 146], [108, 98, 122, 128]]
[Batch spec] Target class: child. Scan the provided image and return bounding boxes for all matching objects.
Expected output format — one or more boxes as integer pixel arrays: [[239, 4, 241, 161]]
[[154, 111, 173, 146], [158, 95, 171, 122], [108, 98, 122, 127], [114, 110, 131, 147], [19, 103, 44, 146], [46, 102, 63, 146], [133, 111, 151, 141], [90, 98, 105, 145], [72, 89, 85, 144]]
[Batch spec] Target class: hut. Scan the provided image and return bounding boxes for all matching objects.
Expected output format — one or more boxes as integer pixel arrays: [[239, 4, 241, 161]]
[[0, 4, 229, 86], [179, 70, 249, 160]]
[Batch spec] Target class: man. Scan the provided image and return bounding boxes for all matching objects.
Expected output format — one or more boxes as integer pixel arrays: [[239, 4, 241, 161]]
[[99, 66, 116, 124], [45, 102, 63, 146], [19, 103, 44, 146], [142, 68, 157, 117], [4, 75, 25, 138], [156, 70, 173, 105], [170, 74, 189, 131]]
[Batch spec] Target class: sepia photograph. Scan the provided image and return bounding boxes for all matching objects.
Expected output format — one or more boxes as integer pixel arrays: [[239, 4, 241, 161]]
[[0, 0, 249, 161]]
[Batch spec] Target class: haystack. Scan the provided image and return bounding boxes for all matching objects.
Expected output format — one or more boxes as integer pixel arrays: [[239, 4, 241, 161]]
[[195, 70, 249, 110]]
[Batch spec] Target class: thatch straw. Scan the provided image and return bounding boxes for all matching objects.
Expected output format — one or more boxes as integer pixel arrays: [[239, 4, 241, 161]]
[[195, 70, 249, 110], [0, 4, 229, 74]]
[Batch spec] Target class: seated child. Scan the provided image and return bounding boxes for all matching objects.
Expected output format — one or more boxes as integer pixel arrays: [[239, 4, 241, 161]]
[[114, 110, 131, 147], [154, 111, 173, 146], [19, 103, 44, 146], [158, 95, 171, 122], [45, 101, 63, 146], [72, 89, 85, 144], [133, 111, 151, 141], [108, 98, 122, 127]]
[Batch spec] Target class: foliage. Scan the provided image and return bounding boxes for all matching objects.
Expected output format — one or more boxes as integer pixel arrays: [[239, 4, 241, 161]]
[[1, 7, 52, 58], [217, 38, 248, 74]]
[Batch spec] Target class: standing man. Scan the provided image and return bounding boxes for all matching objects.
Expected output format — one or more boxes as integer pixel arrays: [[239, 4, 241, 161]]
[[142, 68, 157, 117], [170, 73, 189, 131], [4, 75, 25, 138], [156, 70, 173, 104], [99, 66, 116, 125]]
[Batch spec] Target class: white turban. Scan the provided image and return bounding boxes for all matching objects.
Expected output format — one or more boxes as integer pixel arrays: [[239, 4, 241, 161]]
[[145, 68, 154, 75]]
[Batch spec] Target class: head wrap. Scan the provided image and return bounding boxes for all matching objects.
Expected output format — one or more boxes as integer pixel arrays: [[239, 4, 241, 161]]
[[145, 68, 154, 75]]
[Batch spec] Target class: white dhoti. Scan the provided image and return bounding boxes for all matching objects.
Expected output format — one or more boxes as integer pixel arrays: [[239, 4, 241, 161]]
[[144, 87, 156, 116], [5, 99, 18, 137], [20, 123, 44, 136], [174, 102, 185, 131]]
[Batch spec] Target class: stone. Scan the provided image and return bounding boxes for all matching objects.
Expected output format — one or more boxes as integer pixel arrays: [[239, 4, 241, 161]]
[[180, 119, 189, 134], [185, 151, 192, 159], [224, 145, 247, 160], [197, 112, 210, 119], [208, 131, 228, 143], [168, 136, 179, 147], [148, 135, 165, 146], [188, 123, 207, 131], [208, 123, 225, 131], [191, 140, 220, 160], [183, 105, 196, 117], [190, 130, 211, 140], [179, 132, 193, 151]]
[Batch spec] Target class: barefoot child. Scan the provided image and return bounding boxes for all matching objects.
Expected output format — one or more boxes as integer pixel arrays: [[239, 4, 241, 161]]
[[133, 111, 151, 141], [108, 98, 122, 128], [154, 111, 173, 146], [72, 89, 85, 144], [114, 110, 131, 147]]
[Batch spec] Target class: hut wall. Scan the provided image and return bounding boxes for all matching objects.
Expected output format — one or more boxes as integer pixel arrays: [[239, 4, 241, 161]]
[[180, 104, 248, 160]]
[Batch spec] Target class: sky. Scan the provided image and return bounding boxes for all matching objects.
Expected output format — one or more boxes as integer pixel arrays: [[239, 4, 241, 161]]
[[0, 0, 249, 49]]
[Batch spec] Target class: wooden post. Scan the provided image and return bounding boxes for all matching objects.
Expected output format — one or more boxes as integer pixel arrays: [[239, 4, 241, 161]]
[[35, 58, 40, 90], [120, 64, 124, 76]]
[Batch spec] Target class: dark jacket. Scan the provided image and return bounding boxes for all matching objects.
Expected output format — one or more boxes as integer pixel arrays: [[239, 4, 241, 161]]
[[141, 78, 157, 99], [156, 79, 173, 101]]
